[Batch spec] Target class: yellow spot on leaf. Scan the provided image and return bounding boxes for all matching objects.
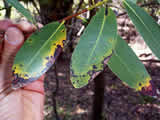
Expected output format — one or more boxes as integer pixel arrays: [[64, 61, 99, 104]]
[[12, 64, 30, 79], [136, 76, 151, 91]]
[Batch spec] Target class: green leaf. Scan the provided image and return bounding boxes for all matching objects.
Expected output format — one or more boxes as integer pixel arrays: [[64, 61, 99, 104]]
[[6, 0, 36, 24], [12, 21, 66, 89], [108, 35, 151, 91], [123, 0, 160, 59], [128, 0, 137, 4], [157, 0, 160, 3], [71, 8, 117, 88]]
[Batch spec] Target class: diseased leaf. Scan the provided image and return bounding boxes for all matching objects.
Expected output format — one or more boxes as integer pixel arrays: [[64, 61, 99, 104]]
[[71, 8, 117, 88], [123, 0, 160, 59], [108, 35, 151, 91], [12, 21, 66, 89], [6, 0, 36, 24]]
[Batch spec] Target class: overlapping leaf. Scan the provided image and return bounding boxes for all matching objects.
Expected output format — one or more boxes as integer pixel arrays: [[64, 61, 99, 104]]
[[128, 0, 137, 4], [12, 21, 66, 89], [71, 8, 117, 88], [6, 0, 36, 24], [123, 0, 160, 59], [108, 35, 151, 91]]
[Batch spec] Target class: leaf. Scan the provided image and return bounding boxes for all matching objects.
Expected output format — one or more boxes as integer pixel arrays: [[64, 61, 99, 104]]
[[128, 0, 137, 4], [12, 21, 66, 89], [123, 0, 160, 59], [108, 35, 151, 91], [157, 0, 160, 3], [6, 0, 36, 24], [70, 7, 117, 88]]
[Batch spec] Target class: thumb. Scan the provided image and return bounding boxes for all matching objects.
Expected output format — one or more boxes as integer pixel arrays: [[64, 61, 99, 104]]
[[1, 27, 24, 80]]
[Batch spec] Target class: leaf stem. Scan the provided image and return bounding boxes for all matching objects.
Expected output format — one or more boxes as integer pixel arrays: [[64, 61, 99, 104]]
[[59, 0, 109, 22]]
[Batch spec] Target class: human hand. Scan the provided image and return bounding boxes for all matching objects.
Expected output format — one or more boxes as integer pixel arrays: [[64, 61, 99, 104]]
[[0, 20, 44, 120]]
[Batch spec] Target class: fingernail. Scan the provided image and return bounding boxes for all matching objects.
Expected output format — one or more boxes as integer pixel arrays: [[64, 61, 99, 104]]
[[17, 20, 34, 32], [4, 27, 24, 45]]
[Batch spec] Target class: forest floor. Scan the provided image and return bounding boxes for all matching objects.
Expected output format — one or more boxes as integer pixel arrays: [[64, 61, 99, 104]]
[[44, 53, 160, 120], [44, 15, 160, 120]]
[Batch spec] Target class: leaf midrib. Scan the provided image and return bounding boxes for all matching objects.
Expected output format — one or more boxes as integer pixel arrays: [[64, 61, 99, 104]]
[[87, 13, 107, 64], [124, 0, 159, 48], [25, 22, 64, 71]]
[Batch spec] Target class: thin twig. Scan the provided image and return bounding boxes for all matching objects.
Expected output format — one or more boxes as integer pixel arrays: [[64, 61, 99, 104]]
[[59, 0, 109, 22], [141, 59, 160, 63], [0, 7, 7, 11]]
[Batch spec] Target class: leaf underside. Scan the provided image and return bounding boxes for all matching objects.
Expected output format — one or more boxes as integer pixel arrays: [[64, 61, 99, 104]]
[[123, 0, 160, 59], [71, 7, 117, 88], [12, 22, 66, 89], [108, 35, 151, 91]]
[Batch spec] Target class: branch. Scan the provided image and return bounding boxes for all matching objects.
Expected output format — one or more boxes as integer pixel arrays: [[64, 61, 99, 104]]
[[59, 0, 109, 22], [0, 7, 7, 11], [141, 59, 160, 63]]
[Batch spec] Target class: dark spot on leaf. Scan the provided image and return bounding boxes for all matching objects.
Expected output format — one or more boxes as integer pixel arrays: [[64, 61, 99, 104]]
[[28, 39, 32, 42], [82, 75, 86, 77], [46, 61, 53, 67], [54, 45, 62, 58], [12, 74, 37, 89], [62, 40, 66, 45], [141, 80, 158, 97], [61, 29, 65, 33], [105, 8, 108, 16], [139, 83, 142, 86], [72, 74, 78, 78], [103, 54, 112, 65], [19, 64, 23, 67], [46, 56, 50, 60], [93, 65, 97, 69], [24, 74, 29, 77]]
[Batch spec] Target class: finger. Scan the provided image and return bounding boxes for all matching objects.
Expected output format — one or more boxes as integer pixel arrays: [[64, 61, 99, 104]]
[[22, 75, 45, 95], [0, 20, 12, 59], [0, 19, 13, 32], [17, 20, 36, 33], [1, 27, 24, 80], [37, 23, 43, 28]]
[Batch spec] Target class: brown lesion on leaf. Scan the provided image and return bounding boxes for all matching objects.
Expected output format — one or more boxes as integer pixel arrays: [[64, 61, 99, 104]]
[[140, 80, 160, 98], [61, 29, 65, 33], [42, 45, 62, 76], [12, 72, 37, 89], [27, 39, 33, 44], [70, 52, 113, 88]]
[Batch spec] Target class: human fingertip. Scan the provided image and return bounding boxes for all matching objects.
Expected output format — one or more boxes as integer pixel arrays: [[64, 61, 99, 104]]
[[37, 23, 43, 28], [5, 27, 24, 45], [17, 20, 34, 33]]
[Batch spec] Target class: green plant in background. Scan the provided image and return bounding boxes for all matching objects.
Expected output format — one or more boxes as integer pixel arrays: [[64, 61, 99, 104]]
[[6, 0, 160, 98]]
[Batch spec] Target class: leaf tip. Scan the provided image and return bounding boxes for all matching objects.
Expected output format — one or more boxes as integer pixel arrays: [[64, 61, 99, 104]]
[[140, 79, 160, 98], [136, 76, 151, 91]]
